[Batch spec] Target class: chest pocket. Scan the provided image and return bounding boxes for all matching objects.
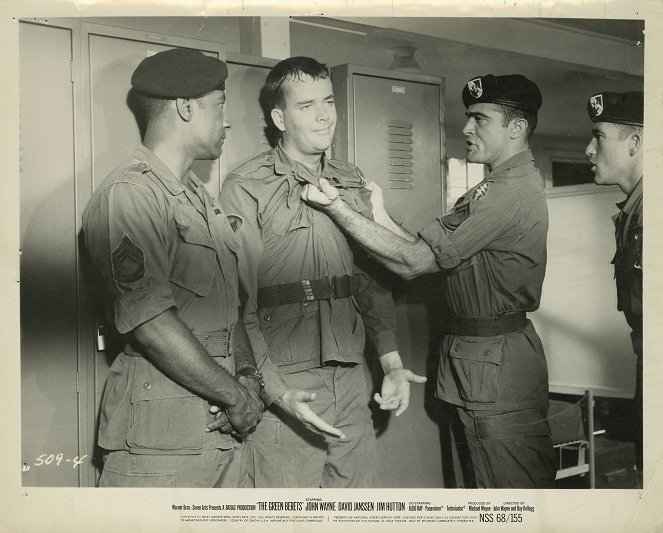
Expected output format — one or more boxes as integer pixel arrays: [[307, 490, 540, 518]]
[[338, 186, 371, 218], [612, 226, 643, 273], [170, 204, 216, 296]]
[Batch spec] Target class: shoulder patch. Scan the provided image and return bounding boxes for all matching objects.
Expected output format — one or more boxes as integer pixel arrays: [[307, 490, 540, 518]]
[[471, 180, 493, 201], [111, 233, 145, 284], [227, 214, 243, 232]]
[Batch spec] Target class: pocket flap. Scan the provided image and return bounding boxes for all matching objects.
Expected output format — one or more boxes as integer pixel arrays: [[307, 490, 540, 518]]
[[449, 335, 503, 365], [130, 358, 197, 403]]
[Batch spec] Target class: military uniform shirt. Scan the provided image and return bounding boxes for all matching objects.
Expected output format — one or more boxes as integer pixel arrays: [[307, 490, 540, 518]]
[[220, 144, 398, 404], [419, 149, 550, 411], [612, 177, 643, 349], [83, 143, 246, 453]]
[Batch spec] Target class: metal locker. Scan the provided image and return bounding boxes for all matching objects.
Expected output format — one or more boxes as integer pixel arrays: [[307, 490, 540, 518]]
[[20, 20, 81, 487], [79, 25, 277, 485], [331, 64, 447, 487], [331, 64, 445, 233], [223, 53, 278, 178]]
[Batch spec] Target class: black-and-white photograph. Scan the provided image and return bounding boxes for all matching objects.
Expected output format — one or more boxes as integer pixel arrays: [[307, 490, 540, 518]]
[[3, 1, 662, 531]]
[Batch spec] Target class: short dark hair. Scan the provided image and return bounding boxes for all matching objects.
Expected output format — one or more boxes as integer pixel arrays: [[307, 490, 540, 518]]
[[127, 89, 173, 139], [259, 57, 331, 146], [498, 104, 538, 141], [260, 56, 331, 113], [133, 91, 172, 123], [617, 123, 643, 141]]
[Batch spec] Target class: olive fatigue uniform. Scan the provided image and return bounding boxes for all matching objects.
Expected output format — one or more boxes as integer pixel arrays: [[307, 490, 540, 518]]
[[612, 177, 643, 471], [220, 144, 398, 488], [83, 144, 268, 487], [418, 149, 556, 488]]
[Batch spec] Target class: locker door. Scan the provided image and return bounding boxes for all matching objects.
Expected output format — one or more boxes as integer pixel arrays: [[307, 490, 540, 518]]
[[222, 57, 276, 177], [86, 30, 221, 195], [352, 75, 442, 233], [331, 66, 446, 487], [20, 21, 80, 487], [81, 26, 227, 484]]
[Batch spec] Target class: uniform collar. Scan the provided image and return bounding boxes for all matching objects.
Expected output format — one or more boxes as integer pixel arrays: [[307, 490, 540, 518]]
[[134, 143, 187, 196], [485, 149, 534, 180], [617, 176, 643, 213], [273, 142, 326, 186]]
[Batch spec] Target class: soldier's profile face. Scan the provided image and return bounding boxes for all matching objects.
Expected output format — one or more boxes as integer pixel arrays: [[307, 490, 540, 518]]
[[462, 103, 511, 168], [585, 122, 632, 188], [191, 89, 231, 160], [272, 74, 337, 160]]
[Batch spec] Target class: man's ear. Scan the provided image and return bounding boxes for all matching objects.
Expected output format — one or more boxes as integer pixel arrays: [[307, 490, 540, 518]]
[[629, 130, 643, 157], [271, 107, 285, 132], [510, 118, 528, 141], [176, 98, 193, 122]]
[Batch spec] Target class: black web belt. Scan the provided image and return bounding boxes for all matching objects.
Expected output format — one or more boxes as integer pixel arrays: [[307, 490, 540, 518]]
[[257, 275, 355, 307], [446, 312, 527, 337]]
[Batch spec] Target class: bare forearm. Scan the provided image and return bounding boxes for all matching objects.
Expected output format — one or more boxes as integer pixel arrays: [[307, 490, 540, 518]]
[[372, 207, 417, 242], [326, 200, 438, 280], [133, 309, 242, 407]]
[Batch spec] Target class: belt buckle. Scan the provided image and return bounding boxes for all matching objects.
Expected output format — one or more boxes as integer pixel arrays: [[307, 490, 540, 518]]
[[301, 279, 315, 302]]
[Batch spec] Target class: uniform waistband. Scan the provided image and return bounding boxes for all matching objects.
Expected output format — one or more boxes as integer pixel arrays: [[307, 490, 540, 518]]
[[446, 312, 527, 337], [257, 275, 355, 307], [124, 328, 235, 359]]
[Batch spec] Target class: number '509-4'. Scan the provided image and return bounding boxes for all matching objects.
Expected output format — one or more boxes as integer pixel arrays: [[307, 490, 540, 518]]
[[33, 453, 88, 469]]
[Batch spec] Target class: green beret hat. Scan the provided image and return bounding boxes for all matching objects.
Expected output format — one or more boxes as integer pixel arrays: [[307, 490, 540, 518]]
[[131, 48, 228, 98], [587, 91, 643, 126], [462, 74, 542, 112]]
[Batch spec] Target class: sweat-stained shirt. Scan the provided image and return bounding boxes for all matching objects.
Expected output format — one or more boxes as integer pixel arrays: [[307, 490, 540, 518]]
[[418, 149, 550, 412], [220, 143, 398, 404]]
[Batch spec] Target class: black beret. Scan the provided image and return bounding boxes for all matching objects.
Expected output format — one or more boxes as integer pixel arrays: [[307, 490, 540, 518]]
[[131, 48, 228, 99], [587, 91, 643, 126], [462, 74, 542, 112]]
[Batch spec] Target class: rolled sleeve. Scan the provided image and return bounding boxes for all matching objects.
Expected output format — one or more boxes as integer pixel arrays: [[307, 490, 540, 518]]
[[114, 279, 175, 334], [418, 185, 521, 272], [84, 181, 176, 334], [418, 220, 462, 270]]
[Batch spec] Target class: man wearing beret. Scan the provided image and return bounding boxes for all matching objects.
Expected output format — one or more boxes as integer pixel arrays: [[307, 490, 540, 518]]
[[220, 56, 426, 488], [83, 48, 340, 487], [585, 91, 644, 475], [303, 73, 557, 488]]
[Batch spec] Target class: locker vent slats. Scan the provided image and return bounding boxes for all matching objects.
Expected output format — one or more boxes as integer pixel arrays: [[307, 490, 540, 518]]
[[386, 122, 414, 190]]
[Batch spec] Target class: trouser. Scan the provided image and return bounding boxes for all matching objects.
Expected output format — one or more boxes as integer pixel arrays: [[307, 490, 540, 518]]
[[238, 364, 378, 488], [457, 407, 556, 489], [98, 448, 237, 488]]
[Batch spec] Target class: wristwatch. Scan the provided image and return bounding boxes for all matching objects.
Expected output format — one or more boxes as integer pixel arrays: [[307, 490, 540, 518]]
[[236, 367, 265, 392]]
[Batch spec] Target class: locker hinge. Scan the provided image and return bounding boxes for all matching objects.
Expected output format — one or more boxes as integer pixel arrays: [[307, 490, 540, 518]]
[[70, 60, 74, 84]]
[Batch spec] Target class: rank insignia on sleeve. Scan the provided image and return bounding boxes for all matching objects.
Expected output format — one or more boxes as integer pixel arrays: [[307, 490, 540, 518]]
[[471, 181, 491, 201], [111, 233, 145, 284]]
